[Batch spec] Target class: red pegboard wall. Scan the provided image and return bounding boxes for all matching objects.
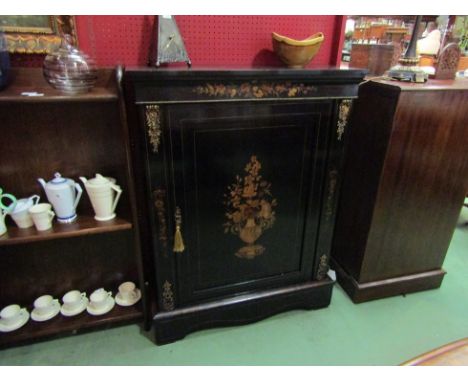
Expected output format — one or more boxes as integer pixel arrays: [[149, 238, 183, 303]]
[[77, 15, 342, 68], [75, 15, 155, 67], [11, 16, 344, 68], [177, 15, 338, 68]]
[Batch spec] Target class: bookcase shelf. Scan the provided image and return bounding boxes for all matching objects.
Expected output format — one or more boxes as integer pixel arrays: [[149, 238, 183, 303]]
[[0, 216, 132, 247]]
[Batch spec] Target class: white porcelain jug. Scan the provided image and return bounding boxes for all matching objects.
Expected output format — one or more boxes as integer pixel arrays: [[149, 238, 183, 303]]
[[9, 194, 40, 228], [38, 173, 83, 223], [80, 174, 122, 221]]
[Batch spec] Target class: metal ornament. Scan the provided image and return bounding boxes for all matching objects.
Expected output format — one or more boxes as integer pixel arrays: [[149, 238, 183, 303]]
[[162, 281, 175, 311], [317, 254, 329, 280], [336, 99, 352, 141], [387, 16, 428, 83], [149, 15, 191, 68], [145, 104, 161, 153], [173, 207, 185, 253]]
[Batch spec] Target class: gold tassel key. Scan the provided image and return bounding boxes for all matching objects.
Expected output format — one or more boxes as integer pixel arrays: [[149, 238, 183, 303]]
[[173, 207, 185, 253]]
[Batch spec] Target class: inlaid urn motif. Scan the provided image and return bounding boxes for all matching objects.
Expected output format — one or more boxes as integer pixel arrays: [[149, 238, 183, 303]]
[[223, 156, 277, 259]]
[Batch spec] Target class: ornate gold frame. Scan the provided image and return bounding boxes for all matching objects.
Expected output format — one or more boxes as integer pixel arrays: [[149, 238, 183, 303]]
[[0, 15, 77, 54]]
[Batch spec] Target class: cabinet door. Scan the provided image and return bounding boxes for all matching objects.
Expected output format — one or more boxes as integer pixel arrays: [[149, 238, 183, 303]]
[[157, 101, 331, 305]]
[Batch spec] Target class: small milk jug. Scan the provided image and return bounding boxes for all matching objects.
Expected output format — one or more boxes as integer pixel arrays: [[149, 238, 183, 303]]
[[38, 173, 83, 223], [80, 174, 122, 221], [9, 194, 40, 228]]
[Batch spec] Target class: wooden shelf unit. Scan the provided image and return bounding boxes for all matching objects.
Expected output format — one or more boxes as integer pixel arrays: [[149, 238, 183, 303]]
[[0, 67, 144, 347]]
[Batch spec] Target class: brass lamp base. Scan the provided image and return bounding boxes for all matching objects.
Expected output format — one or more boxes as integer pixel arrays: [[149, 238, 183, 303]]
[[388, 56, 428, 83], [387, 16, 428, 83]]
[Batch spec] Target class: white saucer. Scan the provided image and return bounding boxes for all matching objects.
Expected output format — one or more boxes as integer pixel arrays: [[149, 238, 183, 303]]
[[115, 289, 141, 307], [60, 297, 89, 317], [86, 296, 115, 316], [31, 301, 61, 322], [0, 310, 29, 333]]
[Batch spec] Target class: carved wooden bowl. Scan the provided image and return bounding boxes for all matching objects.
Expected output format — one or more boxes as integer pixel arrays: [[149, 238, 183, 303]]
[[272, 32, 324, 69]]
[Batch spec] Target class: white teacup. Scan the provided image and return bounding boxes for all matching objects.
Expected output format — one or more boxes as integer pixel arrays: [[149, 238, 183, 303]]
[[29, 203, 55, 231], [33, 295, 58, 316], [10, 195, 40, 228], [0, 304, 27, 326], [62, 290, 86, 311], [118, 281, 137, 302], [89, 288, 112, 310]]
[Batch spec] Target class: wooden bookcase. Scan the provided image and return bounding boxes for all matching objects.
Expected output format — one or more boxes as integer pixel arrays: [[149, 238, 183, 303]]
[[0, 67, 146, 348]]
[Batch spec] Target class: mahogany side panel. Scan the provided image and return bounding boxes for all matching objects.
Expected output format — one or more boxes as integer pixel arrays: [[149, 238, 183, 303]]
[[332, 79, 468, 302], [332, 82, 400, 279], [361, 88, 468, 281]]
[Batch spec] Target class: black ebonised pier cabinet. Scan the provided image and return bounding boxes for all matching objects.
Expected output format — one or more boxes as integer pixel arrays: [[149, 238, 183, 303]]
[[124, 68, 365, 344]]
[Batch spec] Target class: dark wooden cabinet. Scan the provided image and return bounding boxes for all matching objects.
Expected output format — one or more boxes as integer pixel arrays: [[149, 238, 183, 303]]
[[331, 78, 468, 303], [124, 68, 365, 344], [350, 44, 395, 75], [0, 68, 145, 348]]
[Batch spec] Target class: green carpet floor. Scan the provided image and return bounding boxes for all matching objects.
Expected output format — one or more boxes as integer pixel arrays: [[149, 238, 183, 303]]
[[1, 208, 467, 365]]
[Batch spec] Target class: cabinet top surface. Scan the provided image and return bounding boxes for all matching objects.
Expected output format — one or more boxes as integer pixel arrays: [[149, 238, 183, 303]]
[[125, 67, 367, 83], [370, 77, 468, 92]]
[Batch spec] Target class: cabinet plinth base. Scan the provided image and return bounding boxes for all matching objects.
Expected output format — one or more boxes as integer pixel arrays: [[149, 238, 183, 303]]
[[331, 258, 446, 303], [148, 278, 334, 345]]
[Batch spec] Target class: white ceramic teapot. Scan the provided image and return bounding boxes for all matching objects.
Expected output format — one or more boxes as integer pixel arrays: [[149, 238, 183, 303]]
[[38, 173, 83, 223], [80, 174, 122, 221]]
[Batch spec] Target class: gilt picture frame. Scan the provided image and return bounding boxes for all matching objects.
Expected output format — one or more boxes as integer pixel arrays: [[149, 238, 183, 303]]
[[0, 15, 77, 54]]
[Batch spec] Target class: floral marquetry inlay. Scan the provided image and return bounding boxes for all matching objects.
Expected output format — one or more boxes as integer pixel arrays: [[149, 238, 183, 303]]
[[325, 169, 338, 222], [194, 82, 317, 99], [153, 189, 168, 251], [223, 156, 277, 259]]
